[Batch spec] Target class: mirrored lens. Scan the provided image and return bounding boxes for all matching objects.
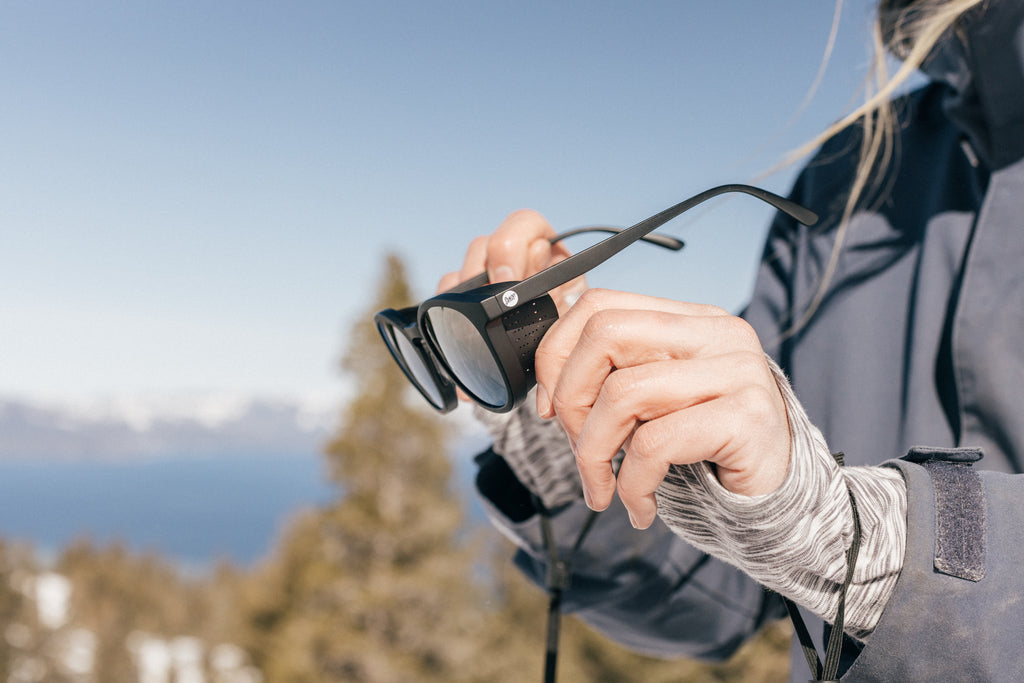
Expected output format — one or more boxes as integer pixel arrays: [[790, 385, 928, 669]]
[[380, 323, 445, 408], [425, 306, 507, 407]]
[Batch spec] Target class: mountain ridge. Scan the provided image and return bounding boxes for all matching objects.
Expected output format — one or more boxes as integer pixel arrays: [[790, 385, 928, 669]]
[[0, 394, 338, 462]]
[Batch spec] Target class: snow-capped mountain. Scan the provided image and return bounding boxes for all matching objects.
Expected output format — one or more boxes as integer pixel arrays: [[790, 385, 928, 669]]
[[0, 394, 339, 461]]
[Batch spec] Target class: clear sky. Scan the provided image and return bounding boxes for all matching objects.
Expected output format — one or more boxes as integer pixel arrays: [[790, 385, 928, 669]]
[[1, 1, 895, 405]]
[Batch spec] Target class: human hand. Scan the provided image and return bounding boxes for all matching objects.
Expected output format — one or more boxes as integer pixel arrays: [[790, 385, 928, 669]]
[[533, 288, 792, 529], [435, 209, 587, 314], [435, 210, 589, 405]]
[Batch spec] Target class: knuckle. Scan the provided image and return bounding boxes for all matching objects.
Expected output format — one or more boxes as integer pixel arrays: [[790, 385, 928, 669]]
[[627, 422, 662, 462], [733, 384, 778, 423], [549, 388, 575, 420], [700, 303, 730, 317], [504, 207, 546, 226], [534, 320, 566, 364], [467, 235, 490, 256], [581, 309, 610, 335], [718, 315, 762, 349], [527, 238, 554, 272], [534, 336, 556, 365], [534, 330, 559, 361], [463, 236, 490, 272], [487, 233, 520, 264], [575, 287, 611, 311], [735, 318, 762, 347], [578, 305, 620, 344], [732, 349, 768, 378], [617, 474, 647, 502], [436, 271, 460, 293], [599, 369, 638, 412], [490, 210, 552, 258], [579, 314, 608, 346]]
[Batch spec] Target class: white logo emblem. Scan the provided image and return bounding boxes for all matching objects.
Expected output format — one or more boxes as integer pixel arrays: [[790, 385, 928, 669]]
[[501, 290, 519, 307]]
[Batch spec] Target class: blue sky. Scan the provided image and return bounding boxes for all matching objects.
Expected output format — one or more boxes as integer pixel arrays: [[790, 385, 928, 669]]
[[1, 1, 892, 405]]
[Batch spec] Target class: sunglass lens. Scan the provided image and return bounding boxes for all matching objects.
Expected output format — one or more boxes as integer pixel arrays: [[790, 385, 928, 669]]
[[425, 306, 507, 408], [379, 323, 445, 409]]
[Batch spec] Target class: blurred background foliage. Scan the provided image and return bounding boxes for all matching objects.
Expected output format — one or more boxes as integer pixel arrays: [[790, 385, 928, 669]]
[[0, 254, 790, 682]]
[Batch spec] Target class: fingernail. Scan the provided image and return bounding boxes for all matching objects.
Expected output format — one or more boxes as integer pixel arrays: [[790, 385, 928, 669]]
[[536, 384, 552, 418], [492, 265, 515, 283], [635, 501, 657, 530], [627, 509, 640, 529], [581, 482, 595, 510]]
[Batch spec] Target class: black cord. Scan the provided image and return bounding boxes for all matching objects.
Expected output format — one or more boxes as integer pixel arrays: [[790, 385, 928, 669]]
[[783, 475, 863, 682], [537, 502, 600, 683]]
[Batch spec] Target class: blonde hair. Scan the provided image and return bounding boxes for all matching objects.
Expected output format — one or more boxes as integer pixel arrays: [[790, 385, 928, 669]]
[[780, 0, 986, 338]]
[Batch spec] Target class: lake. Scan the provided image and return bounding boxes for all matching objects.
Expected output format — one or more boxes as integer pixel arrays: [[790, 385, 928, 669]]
[[0, 453, 337, 570], [0, 432, 490, 572]]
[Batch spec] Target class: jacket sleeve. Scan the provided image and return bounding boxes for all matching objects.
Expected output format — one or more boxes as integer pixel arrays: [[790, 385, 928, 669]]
[[840, 454, 1024, 681], [475, 448, 786, 660]]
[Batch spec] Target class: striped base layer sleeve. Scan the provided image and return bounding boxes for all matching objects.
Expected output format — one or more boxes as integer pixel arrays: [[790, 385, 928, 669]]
[[655, 357, 907, 640], [474, 360, 908, 639], [473, 389, 583, 510]]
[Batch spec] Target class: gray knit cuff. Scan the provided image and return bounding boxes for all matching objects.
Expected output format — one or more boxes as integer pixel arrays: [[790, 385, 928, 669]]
[[655, 356, 907, 639], [473, 389, 583, 509]]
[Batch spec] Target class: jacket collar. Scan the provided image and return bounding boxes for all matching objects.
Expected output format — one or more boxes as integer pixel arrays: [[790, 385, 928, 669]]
[[922, 0, 1024, 169]]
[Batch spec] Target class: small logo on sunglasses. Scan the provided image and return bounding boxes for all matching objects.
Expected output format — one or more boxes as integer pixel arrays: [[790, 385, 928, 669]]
[[501, 290, 519, 308]]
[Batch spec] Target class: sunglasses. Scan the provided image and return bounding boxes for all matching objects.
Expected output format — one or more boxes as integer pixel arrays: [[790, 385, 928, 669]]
[[375, 184, 818, 414]]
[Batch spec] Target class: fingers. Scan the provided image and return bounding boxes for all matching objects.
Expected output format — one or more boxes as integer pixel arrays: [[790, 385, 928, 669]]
[[572, 352, 771, 511], [437, 234, 489, 294], [534, 290, 735, 421], [486, 209, 560, 282], [438, 208, 587, 319], [616, 384, 790, 528], [435, 209, 568, 402], [436, 270, 462, 294], [458, 235, 492, 284], [486, 211, 586, 314], [531, 288, 790, 526], [437, 210, 562, 293], [614, 396, 745, 528]]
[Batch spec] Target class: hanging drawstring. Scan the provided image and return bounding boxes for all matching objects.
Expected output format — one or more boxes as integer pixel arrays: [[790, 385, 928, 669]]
[[537, 498, 600, 683], [783, 452, 863, 682]]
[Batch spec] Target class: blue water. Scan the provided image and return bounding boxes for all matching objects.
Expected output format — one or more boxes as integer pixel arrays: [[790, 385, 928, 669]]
[[0, 453, 337, 569]]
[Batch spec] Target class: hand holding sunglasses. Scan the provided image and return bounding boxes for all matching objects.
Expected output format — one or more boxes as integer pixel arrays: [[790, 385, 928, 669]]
[[375, 184, 817, 414]]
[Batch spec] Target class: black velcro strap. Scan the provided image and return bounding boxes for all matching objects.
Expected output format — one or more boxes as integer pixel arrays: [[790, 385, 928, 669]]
[[903, 447, 986, 582]]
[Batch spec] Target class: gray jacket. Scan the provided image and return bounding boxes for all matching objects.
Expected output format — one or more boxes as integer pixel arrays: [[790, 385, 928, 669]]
[[476, 2, 1024, 679]]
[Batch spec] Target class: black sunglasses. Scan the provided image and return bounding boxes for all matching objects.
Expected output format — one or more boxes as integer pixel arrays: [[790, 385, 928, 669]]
[[375, 184, 817, 413]]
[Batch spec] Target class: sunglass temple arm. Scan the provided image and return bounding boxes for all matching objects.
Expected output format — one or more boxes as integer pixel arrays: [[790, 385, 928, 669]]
[[446, 227, 684, 294], [488, 184, 817, 314]]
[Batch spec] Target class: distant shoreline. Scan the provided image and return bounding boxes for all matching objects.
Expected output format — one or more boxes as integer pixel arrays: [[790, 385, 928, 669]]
[[0, 452, 336, 570]]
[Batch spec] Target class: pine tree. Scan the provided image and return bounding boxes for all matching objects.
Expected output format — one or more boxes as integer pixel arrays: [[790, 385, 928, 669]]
[[0, 541, 39, 679], [53, 539, 228, 681], [247, 253, 490, 682]]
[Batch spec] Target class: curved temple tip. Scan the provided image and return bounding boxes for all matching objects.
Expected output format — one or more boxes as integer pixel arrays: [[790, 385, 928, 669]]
[[645, 233, 685, 250], [793, 206, 819, 226], [767, 192, 818, 227]]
